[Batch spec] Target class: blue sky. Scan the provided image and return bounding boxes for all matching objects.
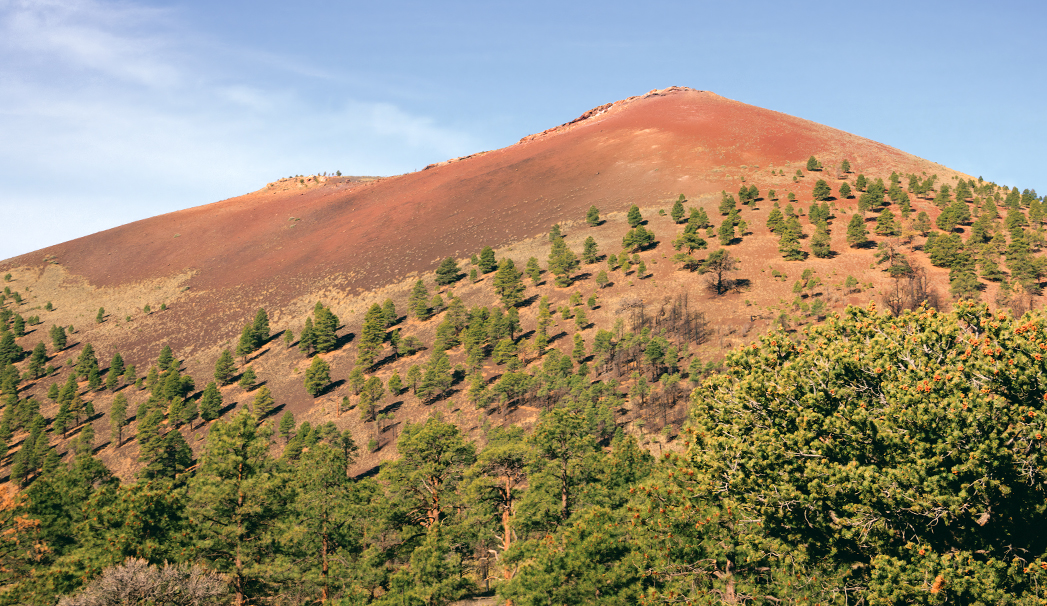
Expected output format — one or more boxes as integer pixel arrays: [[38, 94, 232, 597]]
[[1, 0, 1044, 260]]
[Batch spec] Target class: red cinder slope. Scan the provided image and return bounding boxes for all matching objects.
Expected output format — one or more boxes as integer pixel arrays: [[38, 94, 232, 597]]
[[2, 87, 949, 301]]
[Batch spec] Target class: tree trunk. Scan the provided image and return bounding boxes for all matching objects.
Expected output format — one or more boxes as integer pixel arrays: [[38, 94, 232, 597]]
[[321, 529, 329, 604]]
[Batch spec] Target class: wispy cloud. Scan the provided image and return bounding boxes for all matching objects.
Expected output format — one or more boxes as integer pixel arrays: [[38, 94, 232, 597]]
[[1, 0, 181, 87], [0, 0, 482, 259]]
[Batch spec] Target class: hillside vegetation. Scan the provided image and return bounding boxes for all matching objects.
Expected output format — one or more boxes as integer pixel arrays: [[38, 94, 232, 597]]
[[0, 88, 1044, 604]]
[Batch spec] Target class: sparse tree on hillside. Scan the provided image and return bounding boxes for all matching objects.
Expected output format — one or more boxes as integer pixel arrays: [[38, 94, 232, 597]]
[[110, 393, 128, 447], [214, 349, 236, 385], [806, 155, 821, 171], [812, 179, 831, 201], [718, 191, 736, 216], [670, 195, 686, 223], [252, 309, 270, 344], [435, 257, 462, 286], [409, 280, 431, 320], [841, 158, 851, 173], [525, 257, 541, 285], [847, 213, 869, 247], [627, 205, 643, 228], [478, 246, 497, 274], [582, 236, 598, 264], [304, 357, 331, 397], [586, 205, 600, 227], [493, 258, 526, 308], [811, 221, 832, 258], [357, 303, 387, 369], [699, 249, 739, 295]]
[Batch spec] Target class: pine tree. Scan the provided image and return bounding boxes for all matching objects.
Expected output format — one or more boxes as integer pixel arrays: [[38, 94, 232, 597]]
[[304, 357, 331, 397], [478, 246, 497, 274], [382, 299, 397, 327], [847, 213, 869, 247], [419, 350, 453, 402], [493, 258, 526, 308], [358, 377, 384, 422], [547, 235, 579, 287], [582, 236, 598, 264], [77, 343, 99, 379], [238, 366, 257, 391], [279, 411, 295, 441], [236, 324, 257, 364], [586, 205, 600, 227], [876, 208, 901, 236], [252, 308, 270, 345], [188, 409, 282, 606], [157, 344, 174, 370], [766, 205, 784, 233], [718, 220, 735, 245], [839, 181, 852, 199], [388, 372, 403, 395], [670, 195, 686, 223], [27, 342, 46, 380], [435, 257, 461, 286], [214, 349, 236, 385], [811, 221, 832, 258], [718, 191, 736, 216], [251, 386, 275, 421], [381, 415, 475, 526], [357, 303, 387, 369], [284, 436, 365, 604], [841, 158, 851, 173], [106, 352, 124, 390], [313, 305, 340, 353], [627, 205, 643, 228], [409, 280, 431, 320], [812, 179, 831, 201], [49, 324, 67, 351], [525, 257, 541, 285], [299, 317, 316, 354], [806, 155, 820, 171], [200, 381, 222, 422]]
